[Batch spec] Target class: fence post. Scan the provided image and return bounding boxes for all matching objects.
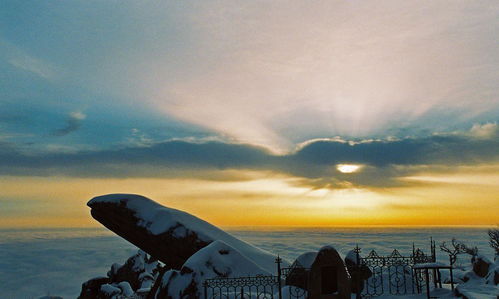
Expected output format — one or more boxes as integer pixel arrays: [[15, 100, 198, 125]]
[[433, 238, 437, 262], [355, 245, 362, 299], [276, 255, 282, 299], [449, 255, 455, 291], [424, 269, 431, 299], [203, 281, 207, 299], [412, 243, 415, 261]]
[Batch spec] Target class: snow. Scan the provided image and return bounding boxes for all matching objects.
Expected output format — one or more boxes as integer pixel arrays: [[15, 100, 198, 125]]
[[477, 253, 493, 265], [100, 283, 121, 296], [366, 288, 455, 299], [89, 194, 284, 273], [117, 281, 134, 296], [413, 262, 450, 268], [278, 286, 308, 299], [345, 250, 359, 264], [456, 283, 499, 299], [294, 252, 317, 268], [184, 240, 271, 278], [485, 260, 499, 285], [153, 240, 272, 298]]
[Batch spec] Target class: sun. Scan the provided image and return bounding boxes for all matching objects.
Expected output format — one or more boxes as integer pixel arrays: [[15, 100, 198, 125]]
[[336, 164, 362, 173]]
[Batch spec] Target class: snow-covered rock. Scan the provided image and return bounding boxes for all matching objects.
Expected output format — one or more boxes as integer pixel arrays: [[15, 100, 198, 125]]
[[78, 277, 110, 299], [344, 249, 372, 294], [345, 249, 359, 265], [472, 254, 491, 278], [453, 254, 499, 298], [78, 250, 161, 299], [284, 252, 317, 291], [117, 281, 134, 297], [485, 260, 499, 285], [308, 246, 351, 299], [106, 250, 160, 290], [294, 252, 318, 268], [100, 284, 121, 297], [149, 240, 271, 298], [88, 194, 281, 273]]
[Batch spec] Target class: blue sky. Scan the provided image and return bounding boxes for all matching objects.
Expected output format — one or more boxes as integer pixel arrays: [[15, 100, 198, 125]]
[[0, 1, 498, 226], [1, 0, 498, 153]]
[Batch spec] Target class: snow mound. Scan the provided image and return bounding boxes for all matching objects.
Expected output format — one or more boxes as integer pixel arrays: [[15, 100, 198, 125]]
[[183, 240, 271, 278], [456, 283, 499, 299], [151, 240, 271, 298]]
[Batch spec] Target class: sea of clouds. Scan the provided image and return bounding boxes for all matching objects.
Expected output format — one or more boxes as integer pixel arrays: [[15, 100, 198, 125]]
[[0, 227, 494, 298]]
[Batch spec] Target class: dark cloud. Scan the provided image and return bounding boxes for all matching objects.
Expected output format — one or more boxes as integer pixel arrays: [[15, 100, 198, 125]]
[[0, 126, 498, 188], [51, 112, 86, 136], [0, 140, 274, 177], [291, 133, 499, 166]]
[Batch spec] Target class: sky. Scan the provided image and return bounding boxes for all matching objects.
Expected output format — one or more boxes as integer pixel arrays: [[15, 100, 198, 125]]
[[0, 0, 498, 228]]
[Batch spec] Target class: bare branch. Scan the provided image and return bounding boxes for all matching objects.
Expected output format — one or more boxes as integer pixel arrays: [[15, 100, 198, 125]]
[[439, 238, 470, 264], [488, 228, 499, 255]]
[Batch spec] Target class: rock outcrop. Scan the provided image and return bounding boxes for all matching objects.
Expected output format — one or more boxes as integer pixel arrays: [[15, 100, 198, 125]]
[[88, 194, 209, 269], [87, 194, 279, 273]]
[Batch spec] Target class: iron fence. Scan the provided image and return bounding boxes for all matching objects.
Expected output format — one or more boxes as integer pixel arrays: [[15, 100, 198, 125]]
[[354, 239, 437, 298], [203, 239, 438, 299]]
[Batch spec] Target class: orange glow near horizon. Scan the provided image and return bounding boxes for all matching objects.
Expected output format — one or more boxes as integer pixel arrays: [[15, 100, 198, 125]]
[[0, 170, 497, 228]]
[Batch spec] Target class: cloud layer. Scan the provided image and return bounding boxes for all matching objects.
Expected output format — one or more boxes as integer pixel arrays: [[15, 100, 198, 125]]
[[1, 125, 497, 188]]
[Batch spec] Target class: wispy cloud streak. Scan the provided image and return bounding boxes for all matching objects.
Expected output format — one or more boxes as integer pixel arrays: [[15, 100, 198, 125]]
[[51, 112, 86, 137]]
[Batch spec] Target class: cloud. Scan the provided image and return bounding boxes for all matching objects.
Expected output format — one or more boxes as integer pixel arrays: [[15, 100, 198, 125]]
[[1, 125, 497, 189], [148, 1, 499, 151], [51, 112, 86, 137], [0, 38, 57, 80], [469, 122, 498, 139], [1, 1, 497, 152]]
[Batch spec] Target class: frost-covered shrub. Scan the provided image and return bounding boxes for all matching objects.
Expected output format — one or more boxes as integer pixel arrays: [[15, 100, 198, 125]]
[[488, 228, 499, 256]]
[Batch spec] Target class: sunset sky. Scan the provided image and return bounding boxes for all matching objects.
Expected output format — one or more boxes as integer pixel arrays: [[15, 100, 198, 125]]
[[0, 1, 498, 227]]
